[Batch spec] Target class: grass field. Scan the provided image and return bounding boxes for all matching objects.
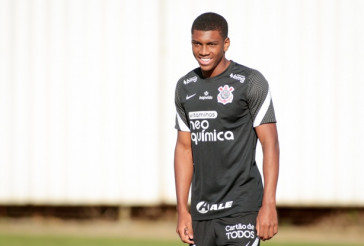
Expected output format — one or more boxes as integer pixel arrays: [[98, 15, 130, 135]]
[[0, 219, 363, 246], [0, 234, 363, 246]]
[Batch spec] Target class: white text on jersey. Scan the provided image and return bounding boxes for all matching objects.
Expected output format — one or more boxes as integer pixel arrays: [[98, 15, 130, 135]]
[[190, 119, 234, 145], [230, 73, 245, 83], [183, 76, 198, 85]]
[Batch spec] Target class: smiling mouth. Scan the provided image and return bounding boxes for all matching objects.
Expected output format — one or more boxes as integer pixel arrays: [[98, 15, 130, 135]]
[[199, 58, 212, 65]]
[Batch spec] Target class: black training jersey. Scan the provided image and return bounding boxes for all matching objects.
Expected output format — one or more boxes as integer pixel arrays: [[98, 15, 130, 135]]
[[175, 61, 276, 220]]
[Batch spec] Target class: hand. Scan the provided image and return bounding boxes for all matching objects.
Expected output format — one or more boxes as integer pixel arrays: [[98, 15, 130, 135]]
[[256, 204, 278, 241], [176, 211, 194, 244]]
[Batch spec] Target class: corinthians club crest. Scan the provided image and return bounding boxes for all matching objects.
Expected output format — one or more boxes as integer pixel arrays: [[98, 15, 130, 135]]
[[217, 85, 234, 105]]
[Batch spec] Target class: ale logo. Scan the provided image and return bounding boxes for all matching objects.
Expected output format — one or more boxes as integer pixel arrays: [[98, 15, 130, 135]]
[[196, 201, 209, 214], [196, 201, 233, 214]]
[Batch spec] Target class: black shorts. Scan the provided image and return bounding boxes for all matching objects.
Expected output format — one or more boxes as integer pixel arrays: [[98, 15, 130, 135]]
[[191, 212, 260, 246]]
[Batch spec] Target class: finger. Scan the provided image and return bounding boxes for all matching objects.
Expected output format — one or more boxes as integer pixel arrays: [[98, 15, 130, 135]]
[[187, 226, 194, 240], [271, 223, 278, 239], [183, 227, 195, 244], [256, 221, 267, 241], [270, 223, 277, 238], [185, 236, 195, 244], [176, 227, 188, 243], [266, 223, 278, 240], [259, 224, 268, 241], [274, 223, 278, 235], [267, 224, 273, 240], [255, 219, 260, 238], [182, 235, 194, 244]]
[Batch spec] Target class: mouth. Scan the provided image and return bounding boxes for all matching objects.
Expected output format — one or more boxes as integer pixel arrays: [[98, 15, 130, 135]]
[[199, 58, 212, 66]]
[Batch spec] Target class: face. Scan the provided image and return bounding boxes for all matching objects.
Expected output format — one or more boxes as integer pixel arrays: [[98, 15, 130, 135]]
[[191, 30, 230, 78]]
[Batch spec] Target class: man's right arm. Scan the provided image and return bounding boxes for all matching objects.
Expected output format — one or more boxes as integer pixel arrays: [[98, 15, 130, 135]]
[[174, 130, 194, 245]]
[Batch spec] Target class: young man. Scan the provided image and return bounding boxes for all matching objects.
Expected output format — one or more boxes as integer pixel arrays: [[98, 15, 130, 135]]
[[174, 12, 279, 246]]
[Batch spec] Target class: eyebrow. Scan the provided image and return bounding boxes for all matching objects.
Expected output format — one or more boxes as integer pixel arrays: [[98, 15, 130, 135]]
[[192, 40, 219, 44]]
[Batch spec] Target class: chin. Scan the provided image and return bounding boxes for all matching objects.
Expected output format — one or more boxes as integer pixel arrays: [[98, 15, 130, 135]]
[[199, 64, 213, 72]]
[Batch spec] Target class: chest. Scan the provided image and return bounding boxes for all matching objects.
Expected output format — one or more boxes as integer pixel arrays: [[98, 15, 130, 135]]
[[182, 79, 250, 123]]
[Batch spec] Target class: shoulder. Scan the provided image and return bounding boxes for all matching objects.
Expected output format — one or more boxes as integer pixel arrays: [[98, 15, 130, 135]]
[[246, 67, 267, 84], [238, 67, 269, 95], [229, 61, 253, 74], [176, 68, 200, 86], [227, 62, 269, 95], [229, 61, 265, 79], [227, 61, 258, 85], [229, 64, 270, 101], [175, 68, 201, 97]]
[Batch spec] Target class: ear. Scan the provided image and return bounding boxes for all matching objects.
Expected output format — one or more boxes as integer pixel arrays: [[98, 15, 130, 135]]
[[224, 37, 230, 52]]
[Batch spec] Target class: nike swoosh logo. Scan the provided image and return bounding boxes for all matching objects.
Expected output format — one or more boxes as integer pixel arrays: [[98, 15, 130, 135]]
[[186, 94, 196, 100]]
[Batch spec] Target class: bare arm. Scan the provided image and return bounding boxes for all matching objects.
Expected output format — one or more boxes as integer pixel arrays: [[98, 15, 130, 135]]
[[255, 123, 280, 241], [174, 130, 194, 244]]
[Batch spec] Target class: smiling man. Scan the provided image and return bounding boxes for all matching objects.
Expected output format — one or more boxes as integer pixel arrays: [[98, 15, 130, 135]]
[[174, 12, 280, 246]]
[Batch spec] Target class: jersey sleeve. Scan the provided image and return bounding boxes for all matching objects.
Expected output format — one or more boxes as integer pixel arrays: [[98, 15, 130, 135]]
[[247, 70, 277, 127], [175, 81, 190, 132]]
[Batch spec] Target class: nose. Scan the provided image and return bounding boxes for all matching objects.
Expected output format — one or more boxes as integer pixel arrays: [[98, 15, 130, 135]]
[[199, 45, 209, 56]]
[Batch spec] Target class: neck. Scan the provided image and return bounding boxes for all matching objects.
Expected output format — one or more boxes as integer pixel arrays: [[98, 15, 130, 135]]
[[202, 58, 230, 78]]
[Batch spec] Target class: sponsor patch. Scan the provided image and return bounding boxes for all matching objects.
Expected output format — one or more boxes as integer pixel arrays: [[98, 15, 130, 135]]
[[183, 76, 198, 85], [225, 223, 256, 240], [199, 91, 213, 100], [189, 111, 218, 120], [196, 201, 233, 214], [189, 119, 234, 145], [230, 73, 245, 83]]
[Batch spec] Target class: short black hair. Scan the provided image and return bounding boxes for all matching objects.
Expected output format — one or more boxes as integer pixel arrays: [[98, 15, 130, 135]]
[[191, 12, 228, 39]]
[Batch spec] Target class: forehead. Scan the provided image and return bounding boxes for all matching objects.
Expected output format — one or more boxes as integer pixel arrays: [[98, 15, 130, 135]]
[[192, 30, 224, 42]]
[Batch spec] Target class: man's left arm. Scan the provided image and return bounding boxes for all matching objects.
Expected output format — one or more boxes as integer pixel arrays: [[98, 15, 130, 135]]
[[255, 123, 279, 241]]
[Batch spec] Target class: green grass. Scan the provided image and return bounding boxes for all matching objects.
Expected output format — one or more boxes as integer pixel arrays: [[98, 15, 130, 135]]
[[0, 234, 363, 246], [1, 234, 177, 246], [264, 243, 364, 246]]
